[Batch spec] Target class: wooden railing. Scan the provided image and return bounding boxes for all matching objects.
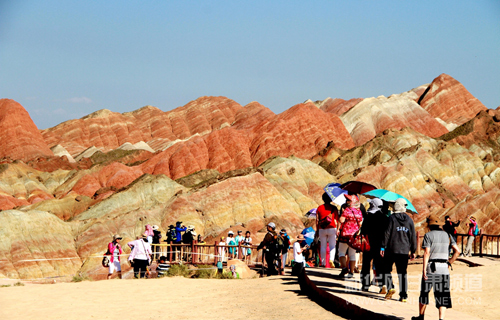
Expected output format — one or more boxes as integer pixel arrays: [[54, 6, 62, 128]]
[[416, 231, 500, 258], [151, 241, 264, 267]]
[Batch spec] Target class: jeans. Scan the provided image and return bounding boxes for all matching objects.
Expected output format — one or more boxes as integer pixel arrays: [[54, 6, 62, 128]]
[[383, 253, 409, 298], [463, 235, 475, 257], [361, 249, 383, 289]]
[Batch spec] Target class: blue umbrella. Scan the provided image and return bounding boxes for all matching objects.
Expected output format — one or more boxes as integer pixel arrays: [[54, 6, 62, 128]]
[[301, 227, 315, 245], [324, 183, 347, 201], [306, 208, 317, 218], [362, 189, 418, 214]]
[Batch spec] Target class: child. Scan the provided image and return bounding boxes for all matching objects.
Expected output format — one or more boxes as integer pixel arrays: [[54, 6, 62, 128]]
[[156, 256, 170, 277], [292, 234, 308, 276]]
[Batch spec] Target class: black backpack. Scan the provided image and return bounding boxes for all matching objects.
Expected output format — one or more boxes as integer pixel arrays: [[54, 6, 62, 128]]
[[182, 230, 193, 244], [167, 228, 177, 242]]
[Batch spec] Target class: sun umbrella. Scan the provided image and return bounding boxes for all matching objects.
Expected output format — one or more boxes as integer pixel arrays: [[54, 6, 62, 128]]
[[362, 189, 418, 214], [306, 208, 317, 218], [340, 181, 377, 194], [301, 227, 315, 246], [324, 183, 348, 201]]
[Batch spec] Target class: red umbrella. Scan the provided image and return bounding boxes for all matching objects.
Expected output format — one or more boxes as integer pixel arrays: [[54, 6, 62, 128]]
[[340, 181, 377, 194]]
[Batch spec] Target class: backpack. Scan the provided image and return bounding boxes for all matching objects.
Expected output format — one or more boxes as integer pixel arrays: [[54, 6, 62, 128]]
[[473, 224, 480, 236], [275, 234, 284, 252], [168, 228, 177, 242]]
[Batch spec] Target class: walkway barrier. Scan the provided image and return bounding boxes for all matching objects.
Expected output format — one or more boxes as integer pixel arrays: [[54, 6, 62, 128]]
[[150, 241, 264, 268], [416, 231, 500, 258]]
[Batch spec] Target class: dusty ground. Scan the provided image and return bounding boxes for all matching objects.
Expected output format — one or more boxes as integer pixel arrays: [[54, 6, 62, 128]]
[[1, 259, 498, 320], [0, 274, 343, 320], [405, 260, 499, 320]]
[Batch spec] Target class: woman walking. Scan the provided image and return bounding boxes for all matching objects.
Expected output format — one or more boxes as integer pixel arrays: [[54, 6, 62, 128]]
[[316, 193, 339, 267], [107, 234, 123, 279], [128, 233, 152, 278], [337, 194, 363, 278]]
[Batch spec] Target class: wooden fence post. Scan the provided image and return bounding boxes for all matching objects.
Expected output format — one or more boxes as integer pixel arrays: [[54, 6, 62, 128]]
[[214, 241, 218, 266], [169, 241, 173, 264]]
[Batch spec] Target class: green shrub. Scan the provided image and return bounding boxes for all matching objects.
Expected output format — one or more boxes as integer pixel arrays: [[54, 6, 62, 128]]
[[71, 273, 91, 282], [167, 264, 190, 277], [216, 271, 235, 279], [194, 265, 216, 279], [13, 281, 24, 286], [1, 284, 11, 288]]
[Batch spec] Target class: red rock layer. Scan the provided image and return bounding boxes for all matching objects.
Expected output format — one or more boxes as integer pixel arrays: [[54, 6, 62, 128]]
[[419, 74, 487, 126], [41, 96, 245, 156], [319, 98, 363, 116], [0, 99, 54, 161]]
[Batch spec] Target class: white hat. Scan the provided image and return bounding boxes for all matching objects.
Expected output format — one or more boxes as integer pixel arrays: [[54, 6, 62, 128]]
[[267, 222, 276, 229], [228, 230, 234, 235], [152, 225, 159, 230]]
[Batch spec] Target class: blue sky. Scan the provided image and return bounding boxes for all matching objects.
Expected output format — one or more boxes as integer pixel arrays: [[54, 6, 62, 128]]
[[1, 1, 499, 129]]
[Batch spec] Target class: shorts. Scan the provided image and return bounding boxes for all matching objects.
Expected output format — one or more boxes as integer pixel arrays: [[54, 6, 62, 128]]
[[338, 242, 356, 260], [108, 260, 121, 274], [419, 273, 452, 308]]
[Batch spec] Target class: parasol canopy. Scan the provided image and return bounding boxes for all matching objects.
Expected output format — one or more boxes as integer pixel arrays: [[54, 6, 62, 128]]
[[362, 189, 417, 214]]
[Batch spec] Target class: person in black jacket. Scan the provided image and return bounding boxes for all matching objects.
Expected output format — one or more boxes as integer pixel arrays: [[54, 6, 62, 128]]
[[380, 198, 417, 302], [360, 198, 389, 291], [257, 222, 279, 276]]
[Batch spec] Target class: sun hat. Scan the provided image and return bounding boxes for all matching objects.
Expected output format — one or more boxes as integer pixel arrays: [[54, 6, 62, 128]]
[[267, 222, 276, 229], [188, 225, 195, 230], [296, 234, 305, 240], [427, 214, 444, 226], [113, 234, 122, 240], [142, 232, 148, 238], [228, 230, 234, 235], [152, 225, 159, 230], [345, 194, 360, 208]]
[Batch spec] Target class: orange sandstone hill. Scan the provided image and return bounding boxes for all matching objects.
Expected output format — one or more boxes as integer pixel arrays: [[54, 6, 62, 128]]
[[0, 99, 54, 161], [1, 73, 498, 280]]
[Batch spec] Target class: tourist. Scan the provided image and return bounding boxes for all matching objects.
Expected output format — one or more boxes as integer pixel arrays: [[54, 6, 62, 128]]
[[292, 234, 308, 276], [360, 198, 388, 291], [144, 224, 154, 244], [174, 221, 187, 261], [337, 194, 363, 278], [196, 234, 206, 263], [463, 216, 478, 257], [242, 231, 253, 263], [443, 215, 461, 256], [280, 229, 291, 275], [182, 225, 196, 262], [128, 233, 152, 279], [107, 234, 123, 279], [316, 192, 338, 268], [226, 231, 236, 259], [257, 222, 279, 276], [234, 230, 244, 259], [380, 198, 417, 302], [156, 256, 170, 277], [412, 214, 460, 320], [152, 225, 162, 260], [218, 236, 226, 263]]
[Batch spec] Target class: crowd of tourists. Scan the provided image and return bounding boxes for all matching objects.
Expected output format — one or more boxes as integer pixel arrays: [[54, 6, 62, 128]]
[[103, 188, 481, 320]]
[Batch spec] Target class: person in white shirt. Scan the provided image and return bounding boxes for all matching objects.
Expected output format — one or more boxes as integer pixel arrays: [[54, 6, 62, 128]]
[[128, 233, 152, 278], [218, 236, 226, 263], [292, 234, 308, 276]]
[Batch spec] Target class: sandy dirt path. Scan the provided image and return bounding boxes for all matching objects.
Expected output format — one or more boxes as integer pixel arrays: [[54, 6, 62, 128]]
[[0, 275, 343, 320]]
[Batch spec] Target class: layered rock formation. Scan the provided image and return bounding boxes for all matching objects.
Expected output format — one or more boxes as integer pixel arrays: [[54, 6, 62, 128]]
[[419, 73, 487, 130], [0, 99, 54, 161], [0, 73, 498, 280]]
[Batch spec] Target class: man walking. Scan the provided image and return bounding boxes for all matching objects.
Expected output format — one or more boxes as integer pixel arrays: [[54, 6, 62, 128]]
[[380, 198, 417, 302], [412, 214, 460, 320]]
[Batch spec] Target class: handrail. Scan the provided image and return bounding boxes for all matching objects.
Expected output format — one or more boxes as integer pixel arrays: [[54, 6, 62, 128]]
[[417, 231, 500, 258]]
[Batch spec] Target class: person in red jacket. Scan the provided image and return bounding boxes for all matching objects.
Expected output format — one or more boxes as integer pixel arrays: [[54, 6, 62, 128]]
[[107, 234, 123, 279], [316, 193, 339, 268]]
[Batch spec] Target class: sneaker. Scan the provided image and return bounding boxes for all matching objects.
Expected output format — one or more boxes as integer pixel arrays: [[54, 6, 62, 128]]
[[339, 268, 348, 277], [329, 261, 334, 268], [399, 297, 407, 303], [379, 286, 387, 294], [411, 316, 423, 320], [345, 272, 354, 279], [385, 288, 396, 300]]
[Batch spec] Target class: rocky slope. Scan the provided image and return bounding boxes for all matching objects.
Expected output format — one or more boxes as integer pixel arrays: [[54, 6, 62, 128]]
[[0, 73, 498, 279], [0, 99, 54, 161]]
